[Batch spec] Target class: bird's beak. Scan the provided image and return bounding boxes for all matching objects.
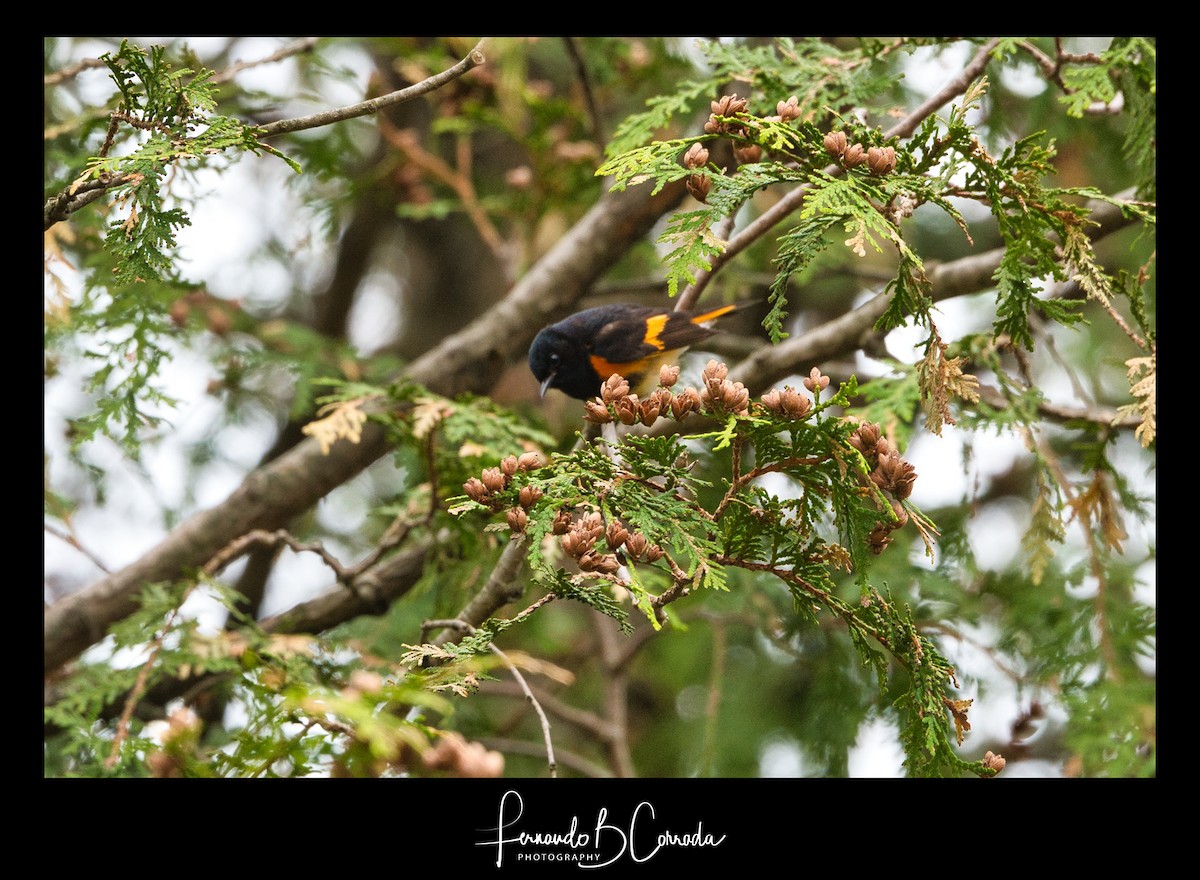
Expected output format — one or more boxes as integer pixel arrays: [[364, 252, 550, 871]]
[[539, 374, 555, 398]]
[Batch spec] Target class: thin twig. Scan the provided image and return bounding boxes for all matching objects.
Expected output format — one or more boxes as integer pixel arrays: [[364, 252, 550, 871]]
[[506, 591, 559, 627], [378, 123, 508, 264], [700, 617, 726, 777], [716, 555, 883, 642], [211, 37, 320, 84], [105, 603, 184, 768], [45, 523, 111, 574], [1016, 40, 1065, 90], [484, 680, 622, 742], [44, 56, 108, 86], [343, 514, 415, 579], [42, 40, 487, 230], [204, 528, 348, 581], [610, 621, 661, 675], [1029, 428, 1124, 679], [423, 617, 558, 777], [712, 454, 828, 521], [563, 37, 603, 146], [591, 609, 636, 777], [490, 642, 557, 777], [975, 385, 1140, 430], [677, 38, 1001, 309], [649, 549, 693, 617], [257, 41, 487, 138], [479, 737, 613, 777], [921, 620, 1024, 683]]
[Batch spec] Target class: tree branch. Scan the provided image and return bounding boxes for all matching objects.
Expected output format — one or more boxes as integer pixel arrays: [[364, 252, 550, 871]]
[[44, 173, 136, 229], [729, 189, 1137, 395], [975, 385, 1141, 430], [256, 41, 487, 138], [44, 55, 107, 86], [431, 536, 533, 646], [677, 38, 1001, 309], [479, 737, 613, 778], [43, 532, 440, 719], [563, 37, 604, 146], [483, 680, 623, 743], [259, 532, 441, 634], [45, 177, 686, 674], [593, 610, 636, 777], [211, 37, 320, 85], [42, 41, 486, 230]]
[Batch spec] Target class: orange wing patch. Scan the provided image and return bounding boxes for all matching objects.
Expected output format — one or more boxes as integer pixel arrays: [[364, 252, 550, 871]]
[[643, 313, 670, 351]]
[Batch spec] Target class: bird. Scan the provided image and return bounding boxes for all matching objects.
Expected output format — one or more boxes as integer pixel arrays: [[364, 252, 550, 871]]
[[529, 302, 738, 401]]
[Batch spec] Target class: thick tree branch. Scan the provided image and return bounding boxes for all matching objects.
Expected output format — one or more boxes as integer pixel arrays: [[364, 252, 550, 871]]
[[431, 536, 532, 647], [43, 531, 439, 719], [730, 190, 1137, 395]]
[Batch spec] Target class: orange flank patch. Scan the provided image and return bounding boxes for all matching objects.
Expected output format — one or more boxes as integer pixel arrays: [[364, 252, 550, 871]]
[[590, 350, 682, 387]]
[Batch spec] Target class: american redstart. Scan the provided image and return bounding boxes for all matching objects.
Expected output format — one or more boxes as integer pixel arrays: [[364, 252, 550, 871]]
[[529, 302, 738, 400]]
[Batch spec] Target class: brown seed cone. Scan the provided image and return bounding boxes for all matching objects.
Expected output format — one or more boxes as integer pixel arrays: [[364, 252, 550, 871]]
[[481, 467, 506, 493], [463, 477, 489, 504], [518, 485, 543, 509], [505, 507, 528, 532], [823, 130, 847, 157], [601, 374, 630, 404], [606, 521, 629, 551], [517, 452, 542, 471], [551, 508, 573, 535], [842, 143, 865, 168], [584, 399, 613, 424], [683, 142, 710, 170], [866, 145, 896, 175]]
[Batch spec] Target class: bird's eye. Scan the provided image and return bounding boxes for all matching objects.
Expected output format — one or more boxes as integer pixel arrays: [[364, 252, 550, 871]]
[[549, 353, 560, 365]]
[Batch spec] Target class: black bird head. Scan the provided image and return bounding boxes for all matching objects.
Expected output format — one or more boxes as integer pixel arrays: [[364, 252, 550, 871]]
[[528, 321, 597, 400]]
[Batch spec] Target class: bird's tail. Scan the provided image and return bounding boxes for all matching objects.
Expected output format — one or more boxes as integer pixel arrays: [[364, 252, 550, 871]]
[[687, 303, 739, 326]]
